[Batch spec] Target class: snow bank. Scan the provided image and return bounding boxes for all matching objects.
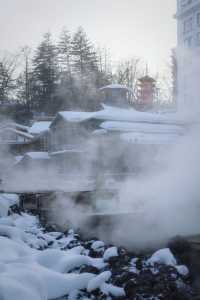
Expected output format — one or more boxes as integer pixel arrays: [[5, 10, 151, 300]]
[[0, 262, 95, 300]]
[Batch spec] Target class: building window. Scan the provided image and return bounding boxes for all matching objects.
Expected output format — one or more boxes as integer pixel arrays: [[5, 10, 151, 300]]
[[184, 36, 192, 47], [197, 12, 200, 26], [196, 32, 200, 46], [181, 0, 192, 8], [183, 18, 193, 33]]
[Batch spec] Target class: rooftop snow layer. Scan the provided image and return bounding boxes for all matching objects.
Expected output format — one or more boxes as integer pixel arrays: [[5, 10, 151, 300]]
[[100, 121, 184, 134], [29, 121, 51, 135], [56, 105, 191, 126], [120, 132, 179, 145], [0, 127, 34, 140], [93, 105, 189, 125], [99, 84, 134, 93], [58, 111, 93, 123]]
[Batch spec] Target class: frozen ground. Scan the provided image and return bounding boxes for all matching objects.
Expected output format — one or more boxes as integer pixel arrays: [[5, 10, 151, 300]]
[[0, 193, 198, 300]]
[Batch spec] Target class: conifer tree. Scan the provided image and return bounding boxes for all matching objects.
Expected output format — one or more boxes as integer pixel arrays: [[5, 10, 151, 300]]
[[58, 28, 72, 73], [32, 32, 59, 114], [71, 27, 98, 76]]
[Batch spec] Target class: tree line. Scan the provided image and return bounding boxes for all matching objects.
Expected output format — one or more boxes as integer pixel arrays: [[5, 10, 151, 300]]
[[0, 26, 174, 119]]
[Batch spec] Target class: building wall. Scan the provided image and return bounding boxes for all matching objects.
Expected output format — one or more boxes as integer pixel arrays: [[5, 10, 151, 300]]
[[176, 0, 200, 110]]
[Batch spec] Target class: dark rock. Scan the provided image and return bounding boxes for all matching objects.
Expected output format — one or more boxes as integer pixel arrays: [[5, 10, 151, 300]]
[[80, 265, 99, 274], [124, 279, 138, 298], [168, 236, 191, 256]]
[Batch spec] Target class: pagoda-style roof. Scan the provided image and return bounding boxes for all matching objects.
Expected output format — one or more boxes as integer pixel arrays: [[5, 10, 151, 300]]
[[138, 75, 156, 83], [99, 84, 134, 93]]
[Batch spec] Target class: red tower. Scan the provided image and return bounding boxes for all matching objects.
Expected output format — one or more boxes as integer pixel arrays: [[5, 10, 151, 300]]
[[136, 75, 156, 110]]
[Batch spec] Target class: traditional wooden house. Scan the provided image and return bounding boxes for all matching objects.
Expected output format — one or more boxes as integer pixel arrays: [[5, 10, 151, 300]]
[[51, 104, 188, 181], [49, 111, 100, 152]]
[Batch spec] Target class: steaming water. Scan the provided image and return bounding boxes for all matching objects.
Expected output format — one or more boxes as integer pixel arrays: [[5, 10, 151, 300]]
[[1, 109, 200, 250], [46, 120, 200, 250]]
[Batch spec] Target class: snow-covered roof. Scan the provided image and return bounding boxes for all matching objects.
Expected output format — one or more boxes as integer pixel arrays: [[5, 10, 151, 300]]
[[0, 127, 34, 140], [100, 121, 184, 135], [29, 121, 51, 135], [50, 149, 84, 156], [93, 105, 188, 125], [24, 152, 50, 160], [14, 155, 23, 164], [55, 111, 93, 124], [53, 104, 190, 129], [99, 84, 134, 93], [120, 132, 179, 145], [0, 122, 29, 132]]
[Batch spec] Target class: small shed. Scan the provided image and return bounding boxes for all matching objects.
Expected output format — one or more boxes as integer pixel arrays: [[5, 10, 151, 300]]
[[99, 84, 134, 108]]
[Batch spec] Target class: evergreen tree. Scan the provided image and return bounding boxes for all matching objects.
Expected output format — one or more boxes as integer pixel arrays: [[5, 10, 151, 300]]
[[32, 32, 59, 114], [71, 27, 98, 76], [58, 28, 72, 73]]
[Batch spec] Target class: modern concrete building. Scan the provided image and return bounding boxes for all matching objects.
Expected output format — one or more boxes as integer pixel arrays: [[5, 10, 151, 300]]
[[176, 0, 200, 110]]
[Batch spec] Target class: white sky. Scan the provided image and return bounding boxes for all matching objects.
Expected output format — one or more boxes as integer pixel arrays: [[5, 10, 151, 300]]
[[0, 0, 177, 74]]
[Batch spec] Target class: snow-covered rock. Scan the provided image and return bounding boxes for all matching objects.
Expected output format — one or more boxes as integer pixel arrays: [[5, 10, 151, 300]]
[[103, 246, 118, 261], [0, 193, 194, 300], [91, 240, 105, 252], [176, 265, 189, 277], [147, 248, 177, 266], [0, 193, 19, 217], [87, 271, 111, 292]]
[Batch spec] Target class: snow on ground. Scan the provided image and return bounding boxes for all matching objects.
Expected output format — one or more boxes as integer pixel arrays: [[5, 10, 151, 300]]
[[0, 193, 196, 300]]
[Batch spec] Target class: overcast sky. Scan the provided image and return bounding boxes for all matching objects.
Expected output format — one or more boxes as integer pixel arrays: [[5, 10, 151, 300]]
[[0, 0, 177, 74]]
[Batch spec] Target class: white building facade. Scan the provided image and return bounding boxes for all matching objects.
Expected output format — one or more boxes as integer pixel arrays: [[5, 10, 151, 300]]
[[176, 0, 200, 110]]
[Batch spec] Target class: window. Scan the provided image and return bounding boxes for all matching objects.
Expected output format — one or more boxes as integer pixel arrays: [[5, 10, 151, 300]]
[[184, 36, 192, 47], [197, 12, 200, 26], [183, 18, 193, 33], [181, 0, 192, 8], [196, 32, 200, 46]]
